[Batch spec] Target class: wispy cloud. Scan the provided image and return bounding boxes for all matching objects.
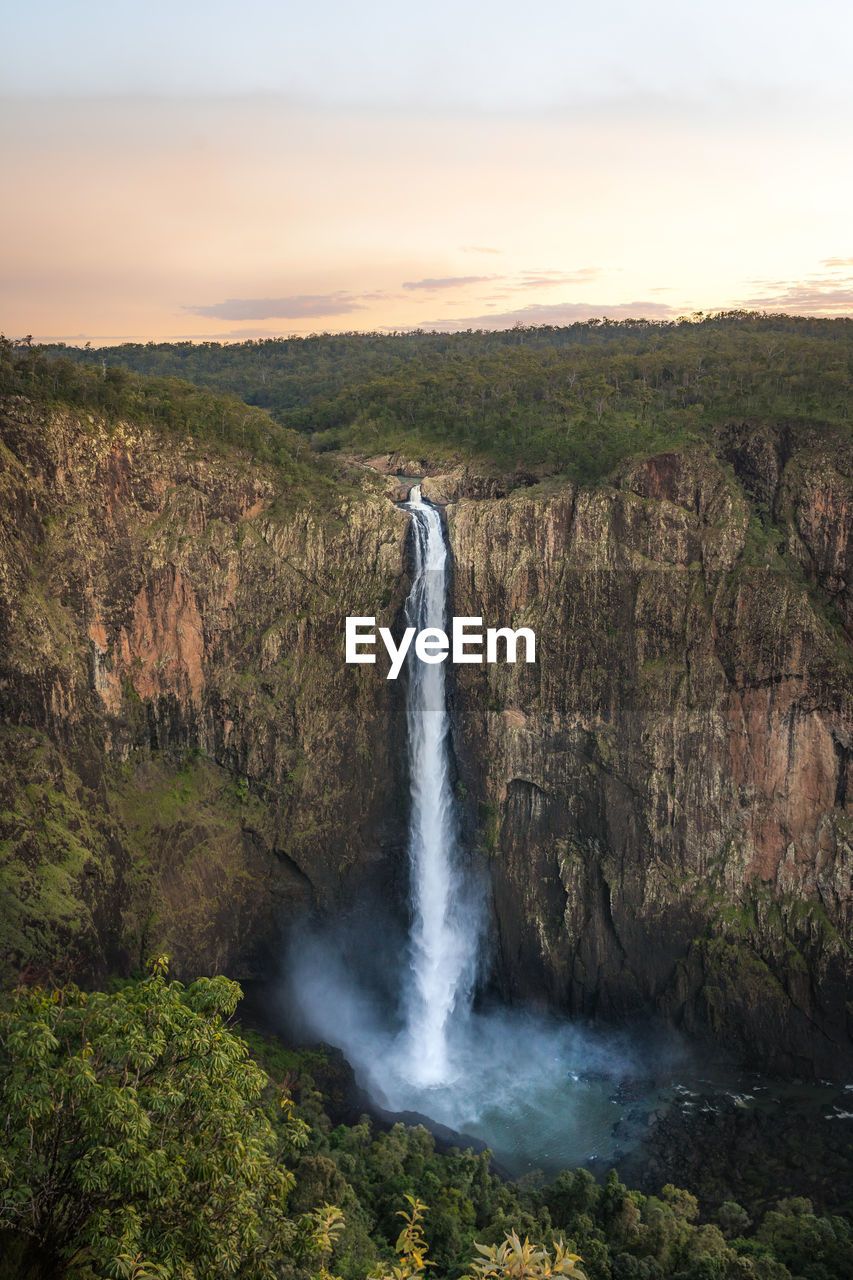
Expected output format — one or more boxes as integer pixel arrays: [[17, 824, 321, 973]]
[[411, 299, 679, 331], [512, 267, 602, 290], [741, 284, 853, 314], [400, 267, 605, 297], [461, 245, 502, 255], [740, 263, 853, 315], [183, 294, 365, 320], [401, 275, 494, 291]]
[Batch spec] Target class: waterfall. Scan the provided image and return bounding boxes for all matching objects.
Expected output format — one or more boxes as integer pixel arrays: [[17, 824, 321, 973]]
[[283, 487, 689, 1175], [401, 484, 479, 1085]]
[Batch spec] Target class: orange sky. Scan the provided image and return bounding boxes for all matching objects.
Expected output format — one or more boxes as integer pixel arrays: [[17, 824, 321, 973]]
[[3, 8, 853, 343]]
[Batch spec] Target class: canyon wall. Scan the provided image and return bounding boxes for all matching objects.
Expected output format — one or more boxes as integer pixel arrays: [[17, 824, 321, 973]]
[[443, 429, 853, 1073], [0, 397, 411, 980], [2, 397, 851, 1072]]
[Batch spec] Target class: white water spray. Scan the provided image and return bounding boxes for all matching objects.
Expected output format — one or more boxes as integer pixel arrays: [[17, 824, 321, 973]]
[[283, 485, 692, 1173], [401, 485, 480, 1085]]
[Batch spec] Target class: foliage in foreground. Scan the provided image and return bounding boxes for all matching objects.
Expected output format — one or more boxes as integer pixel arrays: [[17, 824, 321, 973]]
[[372, 1197, 585, 1280], [2, 970, 851, 1280], [0, 963, 331, 1278], [248, 1036, 853, 1280]]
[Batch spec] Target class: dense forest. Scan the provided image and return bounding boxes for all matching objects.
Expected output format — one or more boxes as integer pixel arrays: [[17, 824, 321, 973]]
[[2, 967, 851, 1280], [20, 312, 853, 482]]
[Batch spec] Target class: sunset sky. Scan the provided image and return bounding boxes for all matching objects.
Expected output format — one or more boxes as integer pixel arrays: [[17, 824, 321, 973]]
[[3, 0, 853, 343]]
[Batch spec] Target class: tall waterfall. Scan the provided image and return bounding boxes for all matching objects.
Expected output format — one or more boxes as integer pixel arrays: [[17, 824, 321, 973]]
[[401, 485, 480, 1085], [284, 488, 688, 1175]]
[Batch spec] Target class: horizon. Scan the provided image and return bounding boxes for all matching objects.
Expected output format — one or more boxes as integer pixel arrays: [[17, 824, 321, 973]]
[[3, 2, 852, 343], [11, 307, 853, 352]]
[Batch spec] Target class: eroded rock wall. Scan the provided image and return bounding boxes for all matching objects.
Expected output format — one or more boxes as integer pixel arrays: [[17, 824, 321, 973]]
[[0, 398, 411, 980], [445, 439, 853, 1072], [3, 397, 852, 1074]]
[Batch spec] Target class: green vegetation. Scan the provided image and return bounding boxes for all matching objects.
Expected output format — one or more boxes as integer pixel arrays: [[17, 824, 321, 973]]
[[275, 1061, 853, 1280], [0, 963, 329, 1279], [107, 752, 277, 979], [0, 335, 336, 504], [2, 321, 853, 1277], [19, 313, 853, 483], [3, 968, 850, 1279], [0, 727, 117, 977]]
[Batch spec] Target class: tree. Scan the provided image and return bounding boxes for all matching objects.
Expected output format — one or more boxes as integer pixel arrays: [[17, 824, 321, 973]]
[[467, 1232, 587, 1280], [0, 960, 334, 1279], [370, 1199, 588, 1280]]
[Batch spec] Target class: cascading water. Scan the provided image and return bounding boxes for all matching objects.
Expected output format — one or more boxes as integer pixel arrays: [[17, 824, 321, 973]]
[[400, 485, 480, 1085], [284, 485, 696, 1176]]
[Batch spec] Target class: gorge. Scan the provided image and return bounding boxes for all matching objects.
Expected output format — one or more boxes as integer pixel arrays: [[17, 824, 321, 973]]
[[286, 482, 687, 1175], [2, 329, 853, 1153], [2, 391, 852, 1075], [4, 318, 853, 1279]]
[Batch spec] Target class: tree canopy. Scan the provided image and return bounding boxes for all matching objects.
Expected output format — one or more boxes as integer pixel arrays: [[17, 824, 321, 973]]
[[16, 312, 853, 484], [0, 962, 328, 1279], [2, 969, 852, 1279]]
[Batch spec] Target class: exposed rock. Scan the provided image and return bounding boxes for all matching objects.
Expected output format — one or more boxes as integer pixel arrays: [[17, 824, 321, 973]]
[[421, 468, 508, 504], [777, 440, 853, 635], [354, 452, 511, 504], [360, 451, 430, 477], [715, 421, 783, 511], [0, 398, 411, 981], [446, 444, 853, 1074], [2, 398, 852, 1076]]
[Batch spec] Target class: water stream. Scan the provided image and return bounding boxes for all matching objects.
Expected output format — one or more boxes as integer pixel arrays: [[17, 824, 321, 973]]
[[399, 484, 481, 1085]]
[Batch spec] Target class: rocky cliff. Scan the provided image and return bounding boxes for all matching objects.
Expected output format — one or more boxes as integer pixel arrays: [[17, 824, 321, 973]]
[[445, 428, 853, 1073], [0, 397, 411, 981], [2, 398, 851, 1074]]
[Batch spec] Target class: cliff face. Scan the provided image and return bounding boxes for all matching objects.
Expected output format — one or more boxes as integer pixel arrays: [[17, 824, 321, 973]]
[[446, 431, 853, 1073], [2, 397, 852, 1074], [0, 398, 411, 981]]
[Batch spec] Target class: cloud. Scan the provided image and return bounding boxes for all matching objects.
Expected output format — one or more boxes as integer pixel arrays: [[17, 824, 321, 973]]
[[738, 259, 853, 315], [462, 245, 502, 254], [401, 275, 494, 291], [409, 299, 679, 331], [400, 268, 605, 296], [183, 294, 365, 320], [512, 267, 602, 290], [739, 280, 853, 315]]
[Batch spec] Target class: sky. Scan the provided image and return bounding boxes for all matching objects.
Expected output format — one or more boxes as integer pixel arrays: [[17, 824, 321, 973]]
[[2, 0, 853, 343]]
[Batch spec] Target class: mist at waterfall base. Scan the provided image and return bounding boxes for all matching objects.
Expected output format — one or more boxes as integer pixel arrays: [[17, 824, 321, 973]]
[[280, 487, 693, 1176], [283, 917, 693, 1177]]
